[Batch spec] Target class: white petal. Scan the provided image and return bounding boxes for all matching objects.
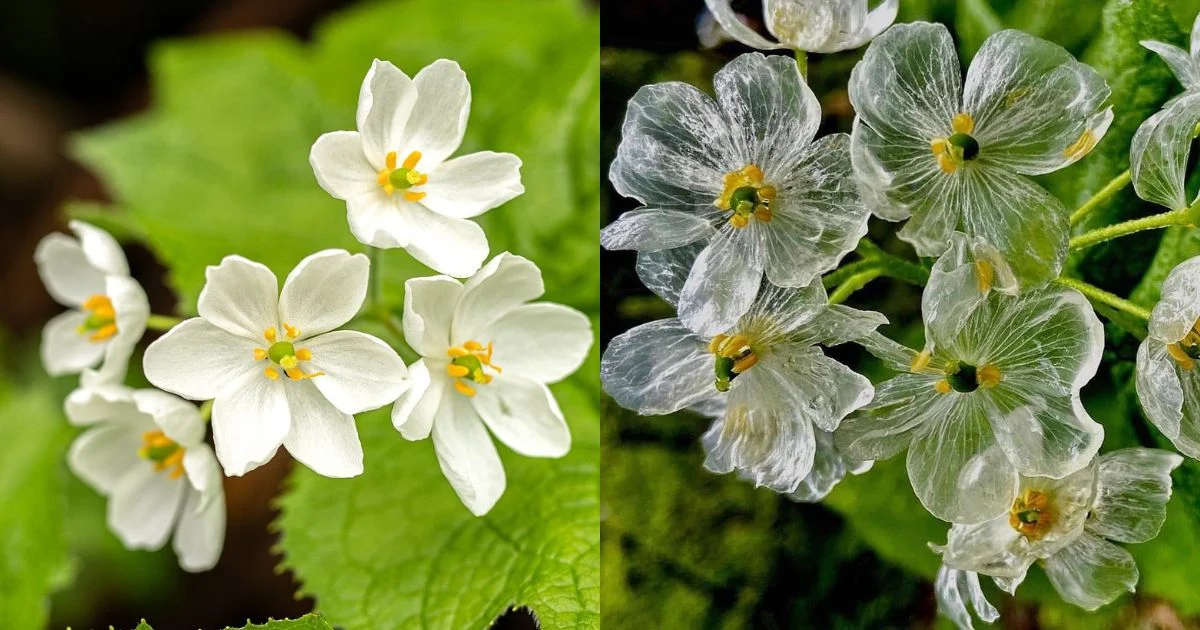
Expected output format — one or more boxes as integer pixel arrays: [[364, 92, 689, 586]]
[[1136, 342, 1192, 454], [69, 220, 129, 276], [278, 249, 369, 339], [756, 344, 874, 432], [34, 233, 105, 307], [41, 310, 106, 376], [303, 330, 408, 414], [600, 319, 712, 415], [68, 421, 145, 495], [600, 209, 715, 252], [143, 318, 259, 401], [358, 59, 418, 165], [473, 376, 569, 458], [935, 566, 1000, 630], [1042, 533, 1138, 611], [1131, 93, 1200, 211], [635, 242, 705, 309], [282, 380, 364, 478], [173, 485, 226, 572], [133, 389, 205, 447], [713, 52, 820, 171], [432, 392, 506, 516], [183, 446, 222, 501], [835, 373, 946, 461], [1087, 448, 1182, 544], [197, 256, 279, 340], [453, 253, 543, 340], [309, 130, 379, 201], [402, 204, 489, 278], [702, 0, 785, 50], [403, 275, 464, 356], [678, 229, 763, 337], [346, 192, 410, 249], [984, 389, 1103, 480], [210, 371, 289, 477], [65, 383, 137, 426], [400, 59, 471, 167], [1141, 40, 1200, 91], [421, 151, 523, 219], [943, 515, 1035, 578], [484, 303, 593, 384], [1149, 256, 1200, 344], [392, 359, 443, 440], [786, 430, 852, 503], [84, 275, 150, 387], [108, 463, 187, 550]]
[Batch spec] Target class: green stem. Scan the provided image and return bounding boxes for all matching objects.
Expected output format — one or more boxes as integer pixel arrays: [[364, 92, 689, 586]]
[[794, 50, 808, 79], [368, 247, 383, 309], [146, 314, 183, 331], [1069, 169, 1131, 227], [1053, 276, 1151, 322], [378, 309, 420, 363], [198, 399, 213, 422], [822, 259, 878, 289], [1069, 204, 1196, 251], [828, 268, 884, 304]]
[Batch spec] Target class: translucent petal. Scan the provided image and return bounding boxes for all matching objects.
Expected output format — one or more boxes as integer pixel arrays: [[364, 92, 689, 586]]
[[757, 344, 874, 432], [736, 278, 826, 343], [1087, 448, 1182, 544], [599, 208, 715, 252], [982, 387, 1103, 480], [785, 429, 861, 503], [943, 514, 1035, 578], [634, 242, 705, 308], [835, 373, 949, 461], [1135, 341, 1192, 454], [1141, 40, 1200, 92], [924, 232, 1019, 343], [1130, 92, 1200, 211], [850, 116, 942, 223], [600, 319, 713, 415], [1147, 255, 1200, 344], [790, 304, 888, 348], [1041, 533, 1138, 611], [855, 330, 923, 373], [1015, 463, 1098, 556], [964, 30, 1112, 175], [678, 228, 764, 337], [935, 566, 1000, 630], [702, 0, 786, 51]]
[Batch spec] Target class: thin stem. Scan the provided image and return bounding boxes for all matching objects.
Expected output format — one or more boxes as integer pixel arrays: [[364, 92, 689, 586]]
[[1069, 169, 1131, 226], [368, 247, 383, 309], [822, 259, 878, 289], [1053, 276, 1151, 322], [146, 314, 183, 331], [828, 268, 884, 304], [378, 309, 420, 363], [1068, 206, 1195, 251], [794, 50, 808, 79], [198, 399, 213, 422]]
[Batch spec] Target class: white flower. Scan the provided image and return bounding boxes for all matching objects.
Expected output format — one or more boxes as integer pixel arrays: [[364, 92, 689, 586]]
[[941, 449, 1182, 611], [924, 231, 1018, 340], [66, 385, 225, 572], [309, 59, 524, 278], [1136, 255, 1200, 458], [933, 565, 1000, 630], [143, 250, 409, 478], [392, 253, 593, 516], [703, 0, 897, 53], [1130, 92, 1200, 211], [604, 245, 884, 494], [836, 270, 1105, 523], [603, 52, 871, 336], [1142, 13, 1200, 94], [850, 23, 1113, 288], [35, 220, 148, 383]]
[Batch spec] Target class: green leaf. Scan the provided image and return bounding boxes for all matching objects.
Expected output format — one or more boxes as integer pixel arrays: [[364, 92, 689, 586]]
[[129, 614, 334, 630]]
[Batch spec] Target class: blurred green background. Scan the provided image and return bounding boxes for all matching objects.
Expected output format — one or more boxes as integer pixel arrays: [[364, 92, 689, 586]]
[[600, 1, 1200, 628]]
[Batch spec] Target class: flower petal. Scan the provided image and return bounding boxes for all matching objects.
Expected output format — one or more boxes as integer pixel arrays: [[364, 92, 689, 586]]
[[453, 253, 543, 340], [278, 249, 369, 339], [197, 255, 279, 340], [65, 383, 137, 426], [1136, 341, 1194, 455], [183, 446, 222, 501], [713, 52, 820, 172], [1148, 256, 1200, 344], [132, 389, 205, 448], [835, 373, 948, 462], [702, 0, 785, 50], [473, 376, 569, 458], [404, 275, 464, 357], [392, 359, 444, 440], [1087, 448, 1182, 544], [303, 330, 409, 414], [852, 116, 953, 227], [282, 380, 364, 478], [634, 242, 705, 309], [943, 514, 1035, 578], [173, 483, 226, 572], [1141, 40, 1200, 92], [68, 421, 145, 495], [983, 389, 1103, 480], [309, 130, 379, 200], [756, 344, 873, 432], [346, 193, 410, 249], [402, 204, 489, 278], [41, 310, 106, 376], [678, 229, 763, 337], [432, 392, 506, 516], [964, 30, 1111, 175], [1041, 533, 1138, 611], [108, 463, 187, 550], [785, 430, 855, 503], [1131, 92, 1200, 211], [935, 566, 1000, 630], [600, 318, 712, 415], [143, 318, 259, 401], [484, 303, 592, 384], [421, 151, 523, 219], [600, 209, 715, 252], [358, 59, 418, 165], [400, 59, 471, 167], [210, 371, 289, 477], [70, 220, 129, 276], [34, 233, 106, 307]]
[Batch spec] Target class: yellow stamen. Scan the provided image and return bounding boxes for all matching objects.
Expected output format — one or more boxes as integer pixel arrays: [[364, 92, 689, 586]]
[[377, 150, 428, 197], [447, 364, 470, 378], [463, 340, 483, 351], [447, 347, 469, 358], [729, 214, 749, 229], [975, 259, 995, 294], [402, 151, 421, 170], [77, 294, 118, 342], [934, 379, 952, 394], [731, 354, 758, 373], [296, 348, 312, 361], [386, 151, 397, 170], [90, 323, 118, 342], [708, 334, 728, 354], [279, 356, 298, 370], [1004, 87, 1030, 108], [935, 150, 958, 174], [977, 364, 1002, 388], [1064, 130, 1098, 161], [910, 350, 931, 373], [1168, 343, 1196, 370], [1009, 489, 1052, 540], [952, 112, 975, 134], [265, 327, 277, 343], [447, 339, 502, 396], [715, 164, 774, 228], [454, 381, 477, 397], [138, 430, 186, 479], [283, 323, 300, 339], [404, 191, 427, 202], [265, 367, 280, 380], [254, 348, 268, 361]]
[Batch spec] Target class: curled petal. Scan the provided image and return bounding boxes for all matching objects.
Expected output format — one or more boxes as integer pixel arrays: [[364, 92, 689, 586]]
[[935, 566, 1000, 630], [1148, 256, 1200, 344], [1141, 40, 1200, 92], [678, 228, 763, 337], [1131, 93, 1200, 211], [1087, 448, 1183, 544], [1041, 533, 1138, 611]]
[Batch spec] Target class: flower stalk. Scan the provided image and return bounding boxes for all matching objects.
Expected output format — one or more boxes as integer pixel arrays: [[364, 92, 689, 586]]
[[146, 314, 183, 331], [1068, 169, 1131, 226]]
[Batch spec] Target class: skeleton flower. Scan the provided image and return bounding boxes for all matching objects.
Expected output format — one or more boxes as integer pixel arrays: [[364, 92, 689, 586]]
[[1129, 91, 1200, 212], [933, 564, 1000, 630], [35, 221, 148, 383], [1141, 12, 1200, 95], [603, 52, 871, 336], [67, 385, 225, 572], [836, 264, 1104, 523], [310, 59, 523, 278], [392, 254, 593, 516], [850, 23, 1112, 288], [703, 0, 898, 53], [603, 244, 884, 493], [940, 449, 1182, 611], [143, 250, 409, 478], [1135, 256, 1200, 458]]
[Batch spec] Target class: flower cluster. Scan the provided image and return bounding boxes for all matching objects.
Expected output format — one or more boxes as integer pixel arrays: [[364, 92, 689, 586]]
[[38, 58, 592, 571]]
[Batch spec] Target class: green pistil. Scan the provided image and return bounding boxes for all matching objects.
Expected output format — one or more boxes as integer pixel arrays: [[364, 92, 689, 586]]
[[453, 354, 487, 382], [946, 362, 979, 393], [267, 341, 297, 364], [389, 167, 416, 189], [948, 133, 980, 161], [714, 355, 736, 392], [728, 186, 759, 215]]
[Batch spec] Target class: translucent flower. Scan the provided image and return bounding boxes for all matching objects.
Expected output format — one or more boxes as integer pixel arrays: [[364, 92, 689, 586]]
[[924, 231, 1018, 340], [310, 59, 524, 278], [940, 449, 1182, 611], [392, 254, 593, 516], [143, 250, 409, 478], [603, 244, 884, 493], [1141, 13, 1200, 94], [703, 0, 898, 53], [836, 271, 1105, 523], [66, 385, 225, 572], [1136, 255, 1200, 458], [603, 52, 871, 336], [35, 220, 149, 383], [1130, 92, 1200, 211], [933, 564, 1000, 630], [850, 23, 1112, 288]]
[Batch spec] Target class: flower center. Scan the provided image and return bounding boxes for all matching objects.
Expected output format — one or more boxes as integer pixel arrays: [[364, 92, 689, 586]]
[[139, 430, 186, 480], [1008, 489, 1053, 540], [934, 361, 1001, 394], [77, 294, 118, 343], [447, 340, 502, 397], [709, 333, 757, 392], [1167, 318, 1200, 370], [714, 165, 775, 229], [930, 112, 979, 174], [377, 150, 428, 202], [253, 326, 323, 381]]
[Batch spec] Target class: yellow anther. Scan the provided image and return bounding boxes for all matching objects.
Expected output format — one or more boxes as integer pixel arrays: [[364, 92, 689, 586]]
[[378, 150, 428, 197], [296, 348, 312, 361], [1064, 130, 1098, 161], [716, 164, 774, 228], [454, 381, 477, 397], [934, 379, 952, 394], [1004, 87, 1030, 108], [279, 356, 299, 370], [752, 206, 773, 223], [90, 323, 118, 342], [265, 367, 280, 380], [952, 112, 975, 134], [402, 151, 421, 170], [138, 430, 187, 480], [708, 334, 729, 354], [731, 354, 758, 374], [977, 364, 1002, 388], [1168, 343, 1196, 370], [975, 260, 995, 294], [742, 164, 764, 181], [283, 323, 300, 339], [254, 348, 268, 361], [447, 347, 469, 358], [447, 364, 470, 378], [448, 339, 502, 395], [404, 191, 427, 202], [1009, 489, 1052, 540], [82, 295, 116, 318], [78, 294, 118, 342], [463, 340, 483, 351], [935, 150, 958, 174], [385, 151, 398, 170], [264, 328, 277, 343], [729, 214, 750, 229], [930, 138, 948, 154], [910, 350, 931, 373], [757, 186, 776, 201]]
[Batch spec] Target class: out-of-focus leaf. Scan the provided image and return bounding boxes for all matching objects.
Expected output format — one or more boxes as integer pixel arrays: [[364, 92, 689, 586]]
[[130, 614, 334, 630]]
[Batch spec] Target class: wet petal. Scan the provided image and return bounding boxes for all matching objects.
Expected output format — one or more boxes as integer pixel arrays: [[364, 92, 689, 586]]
[[600, 209, 714, 252], [1131, 93, 1200, 211], [943, 514, 1035, 578], [1042, 533, 1138, 611], [600, 319, 712, 415], [1087, 448, 1182, 544], [702, 0, 785, 50], [785, 430, 853, 503], [935, 566, 1000, 630], [713, 52, 820, 173], [678, 229, 763, 337], [983, 388, 1103, 480], [1141, 40, 1200, 91], [835, 373, 949, 462], [634, 242, 705, 309], [1148, 255, 1200, 344]]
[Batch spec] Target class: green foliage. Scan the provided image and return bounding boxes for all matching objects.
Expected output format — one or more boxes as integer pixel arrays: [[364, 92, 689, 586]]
[[130, 615, 333, 630]]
